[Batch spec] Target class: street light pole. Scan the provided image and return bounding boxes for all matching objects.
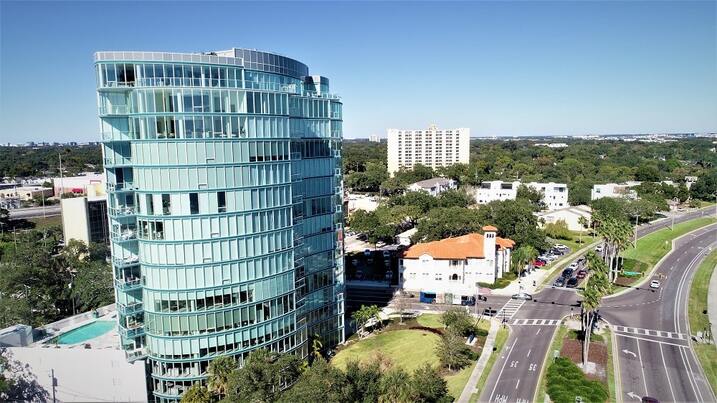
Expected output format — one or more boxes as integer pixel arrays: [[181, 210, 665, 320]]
[[634, 214, 639, 248]]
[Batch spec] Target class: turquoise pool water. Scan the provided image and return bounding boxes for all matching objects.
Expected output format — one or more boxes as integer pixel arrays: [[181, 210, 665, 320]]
[[56, 321, 115, 344]]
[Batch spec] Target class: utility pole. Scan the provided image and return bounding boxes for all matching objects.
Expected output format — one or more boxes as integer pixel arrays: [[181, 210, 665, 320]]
[[49, 368, 56, 402], [58, 153, 64, 200], [633, 214, 639, 248]]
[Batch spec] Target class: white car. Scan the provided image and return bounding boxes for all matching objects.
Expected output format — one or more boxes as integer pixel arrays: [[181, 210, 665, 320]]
[[650, 280, 661, 289], [376, 241, 386, 248]]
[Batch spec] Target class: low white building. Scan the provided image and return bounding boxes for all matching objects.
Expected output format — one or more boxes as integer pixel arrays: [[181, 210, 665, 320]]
[[408, 177, 457, 197], [536, 205, 592, 232], [590, 182, 641, 200], [0, 185, 53, 201], [685, 176, 698, 189], [347, 193, 379, 213], [399, 226, 514, 298], [396, 227, 417, 246], [474, 181, 568, 210], [53, 172, 104, 196]]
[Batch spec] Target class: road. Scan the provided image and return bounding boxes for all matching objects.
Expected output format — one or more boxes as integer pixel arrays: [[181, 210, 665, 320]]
[[602, 224, 717, 402], [8, 205, 61, 219], [479, 206, 716, 403]]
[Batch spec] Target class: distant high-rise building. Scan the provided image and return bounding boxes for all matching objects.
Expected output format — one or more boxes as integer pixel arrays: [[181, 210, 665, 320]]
[[96, 48, 345, 401], [369, 134, 380, 142], [387, 125, 469, 175]]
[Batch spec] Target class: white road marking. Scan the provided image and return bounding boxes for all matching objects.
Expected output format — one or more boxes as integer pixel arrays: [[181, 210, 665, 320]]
[[536, 328, 541, 335], [659, 343, 677, 403], [526, 349, 531, 358], [515, 379, 520, 389], [636, 340, 649, 396], [489, 338, 518, 402], [614, 333, 688, 348]]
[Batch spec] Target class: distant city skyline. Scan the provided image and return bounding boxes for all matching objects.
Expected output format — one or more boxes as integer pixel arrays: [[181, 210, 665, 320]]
[[1, 1, 716, 143]]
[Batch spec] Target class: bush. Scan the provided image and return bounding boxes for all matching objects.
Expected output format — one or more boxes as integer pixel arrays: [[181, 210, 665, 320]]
[[544, 220, 573, 240], [546, 357, 608, 403]]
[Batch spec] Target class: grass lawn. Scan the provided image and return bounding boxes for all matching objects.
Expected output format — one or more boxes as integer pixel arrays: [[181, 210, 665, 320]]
[[536, 324, 569, 402], [331, 329, 440, 373], [417, 313, 444, 329], [605, 329, 616, 402], [688, 249, 717, 394], [27, 215, 62, 230], [469, 326, 510, 403], [446, 361, 476, 399]]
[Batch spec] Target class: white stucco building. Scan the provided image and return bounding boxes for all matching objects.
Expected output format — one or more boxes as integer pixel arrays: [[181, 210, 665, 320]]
[[590, 182, 641, 200], [399, 227, 514, 298], [474, 181, 568, 210], [407, 177, 457, 196], [387, 125, 470, 175], [536, 205, 592, 232]]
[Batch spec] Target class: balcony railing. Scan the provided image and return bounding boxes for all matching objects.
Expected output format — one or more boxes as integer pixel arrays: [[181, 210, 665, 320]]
[[98, 105, 129, 115], [111, 229, 137, 243], [107, 182, 137, 192], [109, 206, 136, 217], [104, 157, 131, 167], [115, 277, 142, 291], [126, 347, 147, 362], [119, 323, 145, 338], [113, 255, 139, 268], [117, 302, 143, 316], [101, 132, 138, 142]]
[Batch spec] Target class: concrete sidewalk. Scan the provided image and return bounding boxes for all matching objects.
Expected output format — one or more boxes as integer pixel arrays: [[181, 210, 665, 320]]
[[709, 255, 717, 344], [457, 318, 500, 403]]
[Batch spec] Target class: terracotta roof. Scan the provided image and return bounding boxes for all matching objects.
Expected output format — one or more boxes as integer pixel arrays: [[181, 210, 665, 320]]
[[482, 225, 498, 231], [403, 232, 514, 260]]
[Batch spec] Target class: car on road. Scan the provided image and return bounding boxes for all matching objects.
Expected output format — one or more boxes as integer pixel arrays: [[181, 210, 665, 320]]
[[553, 277, 565, 287], [650, 280, 661, 289], [641, 397, 659, 403], [511, 292, 533, 300], [566, 277, 579, 288], [357, 233, 368, 241], [376, 241, 386, 248]]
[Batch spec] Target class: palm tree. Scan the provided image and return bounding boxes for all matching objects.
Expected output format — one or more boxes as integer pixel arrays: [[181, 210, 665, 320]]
[[206, 355, 236, 398], [595, 216, 632, 282], [581, 252, 611, 367], [511, 245, 539, 277], [578, 216, 589, 244]]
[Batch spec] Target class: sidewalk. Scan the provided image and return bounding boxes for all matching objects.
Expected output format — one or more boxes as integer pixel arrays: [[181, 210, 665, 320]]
[[709, 258, 717, 343], [457, 318, 500, 403], [489, 268, 553, 296]]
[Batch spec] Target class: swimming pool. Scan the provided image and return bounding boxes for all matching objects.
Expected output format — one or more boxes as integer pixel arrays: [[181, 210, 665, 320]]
[[55, 321, 116, 344]]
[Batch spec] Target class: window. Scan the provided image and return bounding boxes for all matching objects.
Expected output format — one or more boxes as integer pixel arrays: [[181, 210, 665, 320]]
[[450, 274, 459, 281], [218, 191, 226, 213], [162, 194, 170, 215], [146, 194, 154, 215], [190, 193, 199, 214]]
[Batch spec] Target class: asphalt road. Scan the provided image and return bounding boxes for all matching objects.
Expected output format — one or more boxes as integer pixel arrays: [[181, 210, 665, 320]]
[[602, 223, 717, 403], [479, 206, 716, 403]]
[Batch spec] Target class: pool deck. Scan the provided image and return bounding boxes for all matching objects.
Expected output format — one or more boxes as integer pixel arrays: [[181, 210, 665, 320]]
[[33, 307, 120, 349]]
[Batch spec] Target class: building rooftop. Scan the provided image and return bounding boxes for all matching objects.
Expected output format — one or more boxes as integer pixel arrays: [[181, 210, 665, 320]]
[[410, 177, 454, 189], [403, 232, 514, 260]]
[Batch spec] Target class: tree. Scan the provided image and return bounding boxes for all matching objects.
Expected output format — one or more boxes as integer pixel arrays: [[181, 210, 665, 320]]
[[0, 348, 50, 402], [690, 169, 717, 200], [345, 360, 382, 403], [543, 220, 572, 240], [435, 328, 473, 371], [413, 207, 483, 242], [568, 180, 593, 206], [410, 364, 452, 403], [225, 349, 302, 403], [634, 164, 661, 182], [440, 308, 476, 336], [437, 189, 474, 208], [207, 355, 236, 399], [181, 383, 212, 403], [578, 216, 590, 244], [72, 260, 114, 311], [511, 245, 539, 276], [393, 295, 409, 324], [580, 252, 611, 367], [277, 358, 349, 403], [388, 191, 437, 214], [352, 305, 381, 338], [309, 334, 324, 363], [516, 184, 545, 211], [594, 217, 632, 282], [393, 164, 434, 185], [378, 368, 412, 403], [677, 183, 690, 203], [476, 200, 549, 251]]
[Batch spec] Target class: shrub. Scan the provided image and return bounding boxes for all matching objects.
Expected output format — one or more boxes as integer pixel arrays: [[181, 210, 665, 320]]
[[546, 357, 608, 403], [544, 220, 573, 240]]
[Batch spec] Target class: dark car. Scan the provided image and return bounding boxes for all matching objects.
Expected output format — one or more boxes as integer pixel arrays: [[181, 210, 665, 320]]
[[561, 268, 574, 278], [566, 277, 579, 288], [641, 397, 659, 403], [553, 277, 565, 287]]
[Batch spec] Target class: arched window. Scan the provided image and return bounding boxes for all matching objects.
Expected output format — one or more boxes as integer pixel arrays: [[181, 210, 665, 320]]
[[450, 274, 459, 281]]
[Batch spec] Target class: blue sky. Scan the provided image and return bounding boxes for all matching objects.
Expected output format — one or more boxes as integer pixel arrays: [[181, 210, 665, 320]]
[[1, 1, 715, 142]]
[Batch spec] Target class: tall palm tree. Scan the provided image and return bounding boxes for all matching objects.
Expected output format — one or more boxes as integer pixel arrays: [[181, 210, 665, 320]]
[[207, 355, 236, 398], [511, 245, 538, 277], [578, 216, 589, 244], [581, 252, 611, 367]]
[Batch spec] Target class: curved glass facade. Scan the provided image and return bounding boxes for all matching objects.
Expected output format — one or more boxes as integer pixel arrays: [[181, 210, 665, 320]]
[[95, 48, 344, 402]]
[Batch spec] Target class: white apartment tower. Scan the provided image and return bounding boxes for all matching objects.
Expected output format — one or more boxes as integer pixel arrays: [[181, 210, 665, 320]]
[[387, 125, 470, 175]]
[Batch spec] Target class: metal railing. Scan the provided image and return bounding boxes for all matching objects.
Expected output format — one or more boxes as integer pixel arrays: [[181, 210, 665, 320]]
[[113, 255, 140, 268], [107, 182, 137, 192], [98, 105, 129, 115], [115, 277, 142, 291], [109, 206, 136, 217], [117, 302, 143, 316], [119, 324, 145, 338]]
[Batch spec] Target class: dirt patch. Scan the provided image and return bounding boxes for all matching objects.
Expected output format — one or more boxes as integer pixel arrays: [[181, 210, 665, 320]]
[[560, 339, 608, 382], [408, 325, 445, 335], [615, 276, 638, 288]]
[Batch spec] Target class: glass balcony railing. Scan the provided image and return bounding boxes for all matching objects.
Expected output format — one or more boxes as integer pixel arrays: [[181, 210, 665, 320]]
[[101, 132, 138, 142], [118, 323, 145, 338], [113, 255, 140, 268], [104, 157, 131, 167], [106, 182, 137, 192], [115, 277, 142, 291], [98, 105, 129, 115], [111, 229, 137, 243], [117, 301, 143, 316], [109, 206, 136, 217], [126, 347, 147, 362]]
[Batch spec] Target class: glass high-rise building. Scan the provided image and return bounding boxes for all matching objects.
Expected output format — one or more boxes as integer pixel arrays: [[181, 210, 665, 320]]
[[95, 48, 345, 401]]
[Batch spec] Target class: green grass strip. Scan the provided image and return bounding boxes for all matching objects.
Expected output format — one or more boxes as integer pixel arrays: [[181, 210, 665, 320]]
[[688, 249, 717, 395]]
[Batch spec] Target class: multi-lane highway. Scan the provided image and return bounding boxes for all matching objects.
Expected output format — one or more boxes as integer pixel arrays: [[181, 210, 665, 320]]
[[602, 224, 717, 402], [480, 207, 716, 403]]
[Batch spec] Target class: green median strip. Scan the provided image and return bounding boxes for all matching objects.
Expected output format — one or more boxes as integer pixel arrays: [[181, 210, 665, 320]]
[[688, 249, 717, 395]]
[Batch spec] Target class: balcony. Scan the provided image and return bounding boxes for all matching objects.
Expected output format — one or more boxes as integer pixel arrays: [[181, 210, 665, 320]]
[[117, 301, 143, 316], [119, 323, 145, 338], [126, 347, 147, 363], [98, 105, 129, 115], [106, 182, 137, 192], [115, 277, 142, 291], [113, 255, 139, 268], [111, 229, 137, 243], [101, 132, 137, 142], [104, 157, 131, 167], [109, 206, 136, 218]]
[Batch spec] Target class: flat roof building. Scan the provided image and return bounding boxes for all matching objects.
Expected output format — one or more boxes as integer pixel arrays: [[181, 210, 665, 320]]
[[407, 177, 457, 197], [474, 181, 568, 211], [387, 125, 470, 175]]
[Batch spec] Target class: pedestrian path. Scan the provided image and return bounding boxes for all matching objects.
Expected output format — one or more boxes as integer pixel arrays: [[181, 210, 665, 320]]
[[709, 255, 717, 344], [495, 299, 525, 321], [609, 325, 687, 341], [457, 318, 500, 403], [511, 318, 560, 326]]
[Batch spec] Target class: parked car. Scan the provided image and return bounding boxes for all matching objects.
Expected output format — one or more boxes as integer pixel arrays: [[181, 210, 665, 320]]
[[650, 280, 661, 289], [576, 270, 587, 279], [553, 277, 565, 287], [363, 249, 372, 256], [533, 260, 546, 267], [568, 262, 579, 270], [595, 244, 604, 253], [511, 292, 533, 300], [376, 241, 386, 248], [382, 250, 391, 258], [351, 258, 359, 266], [566, 277, 579, 288], [562, 268, 574, 278]]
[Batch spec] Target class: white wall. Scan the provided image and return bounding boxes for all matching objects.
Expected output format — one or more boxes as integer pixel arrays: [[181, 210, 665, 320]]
[[400, 255, 496, 296]]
